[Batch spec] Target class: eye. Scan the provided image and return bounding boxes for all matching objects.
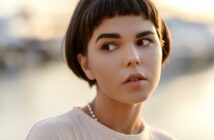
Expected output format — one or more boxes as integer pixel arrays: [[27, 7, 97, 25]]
[[136, 39, 151, 47], [101, 43, 118, 51]]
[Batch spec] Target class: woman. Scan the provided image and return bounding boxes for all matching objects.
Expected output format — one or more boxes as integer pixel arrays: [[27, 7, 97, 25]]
[[26, 0, 177, 139]]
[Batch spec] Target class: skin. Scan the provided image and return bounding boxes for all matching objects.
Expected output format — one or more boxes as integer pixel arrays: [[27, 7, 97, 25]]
[[78, 15, 162, 134]]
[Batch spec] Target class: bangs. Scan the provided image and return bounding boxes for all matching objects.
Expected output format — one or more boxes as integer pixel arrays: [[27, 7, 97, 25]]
[[87, 0, 148, 19], [84, 0, 160, 34]]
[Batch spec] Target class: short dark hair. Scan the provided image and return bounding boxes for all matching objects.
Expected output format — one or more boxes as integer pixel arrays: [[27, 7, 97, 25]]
[[65, 0, 171, 87]]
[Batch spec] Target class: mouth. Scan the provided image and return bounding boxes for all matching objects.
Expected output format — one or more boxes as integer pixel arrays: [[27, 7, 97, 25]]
[[123, 73, 147, 84]]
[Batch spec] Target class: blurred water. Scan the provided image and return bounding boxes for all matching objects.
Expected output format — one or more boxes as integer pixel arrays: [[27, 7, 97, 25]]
[[0, 62, 214, 140]]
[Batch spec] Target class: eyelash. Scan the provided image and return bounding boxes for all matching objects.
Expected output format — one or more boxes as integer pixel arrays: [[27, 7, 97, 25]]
[[101, 42, 118, 51], [100, 38, 153, 51], [136, 38, 152, 47]]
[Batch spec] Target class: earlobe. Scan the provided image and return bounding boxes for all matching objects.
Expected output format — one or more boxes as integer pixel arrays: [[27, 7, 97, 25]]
[[77, 54, 95, 80]]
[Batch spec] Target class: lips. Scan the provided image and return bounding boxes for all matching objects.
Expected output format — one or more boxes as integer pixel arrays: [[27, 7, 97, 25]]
[[123, 73, 147, 84]]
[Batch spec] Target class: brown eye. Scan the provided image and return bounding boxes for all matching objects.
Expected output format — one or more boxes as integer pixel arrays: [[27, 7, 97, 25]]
[[101, 43, 118, 51], [136, 39, 151, 47]]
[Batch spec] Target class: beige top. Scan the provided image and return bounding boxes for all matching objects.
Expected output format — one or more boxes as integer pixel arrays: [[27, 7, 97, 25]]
[[26, 107, 177, 140]]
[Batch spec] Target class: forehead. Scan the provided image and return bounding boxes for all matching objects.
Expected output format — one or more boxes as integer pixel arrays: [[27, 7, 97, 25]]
[[92, 15, 157, 37]]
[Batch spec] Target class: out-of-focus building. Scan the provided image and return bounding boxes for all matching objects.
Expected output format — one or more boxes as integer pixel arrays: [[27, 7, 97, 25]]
[[167, 18, 214, 60], [0, 11, 63, 74], [0, 2, 214, 79], [161, 18, 214, 80]]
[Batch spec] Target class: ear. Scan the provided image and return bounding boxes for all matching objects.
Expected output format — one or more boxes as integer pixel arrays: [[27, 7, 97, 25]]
[[77, 54, 95, 80]]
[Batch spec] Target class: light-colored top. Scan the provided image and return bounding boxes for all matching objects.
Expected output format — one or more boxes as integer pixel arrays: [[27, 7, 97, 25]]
[[26, 107, 177, 140]]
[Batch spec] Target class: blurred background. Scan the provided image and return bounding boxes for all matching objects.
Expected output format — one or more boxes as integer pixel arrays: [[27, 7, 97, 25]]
[[0, 0, 214, 140]]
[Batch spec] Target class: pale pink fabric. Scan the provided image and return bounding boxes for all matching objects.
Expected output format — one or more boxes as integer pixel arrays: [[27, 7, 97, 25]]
[[26, 107, 177, 140]]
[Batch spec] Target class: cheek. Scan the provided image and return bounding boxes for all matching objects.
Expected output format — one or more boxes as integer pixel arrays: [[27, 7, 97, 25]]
[[154, 49, 162, 69], [151, 47, 162, 83], [89, 55, 116, 82], [145, 47, 162, 80], [149, 46, 162, 66], [91, 63, 117, 94]]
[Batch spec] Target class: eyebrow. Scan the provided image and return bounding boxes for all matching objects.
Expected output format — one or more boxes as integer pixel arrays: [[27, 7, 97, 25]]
[[96, 31, 155, 43], [136, 31, 155, 38], [96, 33, 121, 42]]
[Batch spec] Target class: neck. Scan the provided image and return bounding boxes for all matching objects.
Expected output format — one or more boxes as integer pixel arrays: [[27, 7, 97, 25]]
[[90, 92, 144, 134]]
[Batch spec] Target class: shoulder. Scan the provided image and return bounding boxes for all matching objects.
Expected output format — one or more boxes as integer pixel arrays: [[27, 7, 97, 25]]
[[26, 108, 81, 140], [26, 118, 60, 140], [147, 125, 178, 140]]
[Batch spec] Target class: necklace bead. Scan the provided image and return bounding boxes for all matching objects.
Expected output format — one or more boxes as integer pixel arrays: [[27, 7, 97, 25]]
[[87, 103, 98, 121]]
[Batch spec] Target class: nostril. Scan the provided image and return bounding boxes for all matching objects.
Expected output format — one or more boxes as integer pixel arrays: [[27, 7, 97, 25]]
[[125, 58, 141, 67], [136, 60, 140, 64], [134, 58, 141, 65]]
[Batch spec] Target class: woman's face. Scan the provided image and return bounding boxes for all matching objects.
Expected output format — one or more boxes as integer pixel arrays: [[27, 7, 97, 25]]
[[78, 15, 162, 104]]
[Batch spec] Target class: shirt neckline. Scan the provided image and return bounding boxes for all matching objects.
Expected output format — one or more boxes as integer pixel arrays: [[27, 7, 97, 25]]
[[72, 106, 150, 139]]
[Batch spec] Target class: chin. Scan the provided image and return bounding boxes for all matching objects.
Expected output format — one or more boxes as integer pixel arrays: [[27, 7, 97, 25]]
[[121, 93, 152, 105]]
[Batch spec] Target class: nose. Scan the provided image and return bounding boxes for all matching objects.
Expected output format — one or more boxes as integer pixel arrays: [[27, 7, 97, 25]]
[[124, 46, 141, 67]]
